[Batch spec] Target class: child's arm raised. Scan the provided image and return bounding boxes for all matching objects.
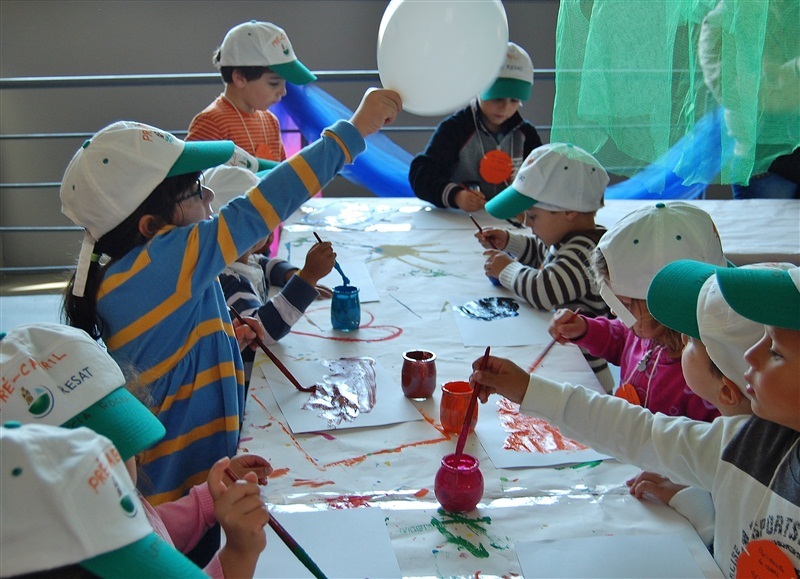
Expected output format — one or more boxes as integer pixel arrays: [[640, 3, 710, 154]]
[[349, 88, 402, 137]]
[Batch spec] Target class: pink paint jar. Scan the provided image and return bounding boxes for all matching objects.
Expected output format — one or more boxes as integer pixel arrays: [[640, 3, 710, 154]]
[[401, 350, 437, 399], [439, 380, 478, 435], [434, 453, 484, 512]]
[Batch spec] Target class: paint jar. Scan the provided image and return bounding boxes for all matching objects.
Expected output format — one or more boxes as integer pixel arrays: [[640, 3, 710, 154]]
[[331, 285, 360, 331], [439, 380, 478, 435], [487, 274, 501, 287], [434, 453, 484, 512], [401, 350, 437, 399]]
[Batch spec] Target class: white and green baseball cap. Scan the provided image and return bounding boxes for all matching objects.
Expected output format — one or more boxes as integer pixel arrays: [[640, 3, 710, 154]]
[[486, 143, 608, 219], [218, 20, 317, 85], [0, 422, 206, 578], [0, 323, 165, 461], [481, 42, 534, 102]]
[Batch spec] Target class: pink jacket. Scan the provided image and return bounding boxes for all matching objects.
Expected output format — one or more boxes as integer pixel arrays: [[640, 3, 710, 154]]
[[142, 483, 223, 578], [573, 316, 720, 422]]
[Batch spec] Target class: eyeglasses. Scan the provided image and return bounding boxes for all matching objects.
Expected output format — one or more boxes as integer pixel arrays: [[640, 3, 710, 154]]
[[176, 179, 204, 203]]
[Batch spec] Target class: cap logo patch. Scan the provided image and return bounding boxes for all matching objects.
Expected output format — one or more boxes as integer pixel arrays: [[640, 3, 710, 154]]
[[20, 385, 54, 418]]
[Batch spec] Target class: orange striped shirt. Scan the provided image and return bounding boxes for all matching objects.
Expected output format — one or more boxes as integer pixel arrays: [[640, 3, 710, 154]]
[[187, 95, 286, 161]]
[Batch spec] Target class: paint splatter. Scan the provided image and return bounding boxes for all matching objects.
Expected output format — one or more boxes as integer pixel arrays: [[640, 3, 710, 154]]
[[429, 509, 510, 558], [456, 297, 520, 321], [302, 357, 377, 427], [292, 478, 336, 488], [414, 488, 430, 498], [496, 398, 588, 453], [325, 495, 372, 509], [269, 467, 290, 479], [291, 309, 403, 343]]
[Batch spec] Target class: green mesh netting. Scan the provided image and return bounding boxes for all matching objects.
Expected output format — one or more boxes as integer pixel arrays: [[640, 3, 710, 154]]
[[552, 0, 799, 187]]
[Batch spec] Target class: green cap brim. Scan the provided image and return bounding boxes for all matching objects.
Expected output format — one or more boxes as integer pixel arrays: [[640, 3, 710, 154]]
[[167, 140, 236, 178], [647, 260, 722, 339], [481, 78, 531, 102], [257, 158, 280, 172], [61, 387, 165, 461], [82, 533, 207, 579], [716, 266, 800, 330], [485, 186, 537, 219], [270, 60, 317, 85]]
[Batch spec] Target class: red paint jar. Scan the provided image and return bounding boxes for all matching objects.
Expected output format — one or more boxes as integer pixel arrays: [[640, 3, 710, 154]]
[[439, 380, 478, 435], [434, 453, 484, 512], [401, 350, 437, 399]]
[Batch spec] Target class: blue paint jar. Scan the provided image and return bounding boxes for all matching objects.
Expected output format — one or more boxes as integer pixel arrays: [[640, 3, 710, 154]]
[[487, 275, 501, 286], [331, 285, 360, 331]]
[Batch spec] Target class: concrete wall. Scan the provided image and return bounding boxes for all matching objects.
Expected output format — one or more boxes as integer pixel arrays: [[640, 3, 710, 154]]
[[0, 0, 560, 268]]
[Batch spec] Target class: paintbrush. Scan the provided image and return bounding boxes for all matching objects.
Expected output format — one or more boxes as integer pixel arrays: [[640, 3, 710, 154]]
[[229, 306, 315, 393], [224, 468, 327, 579], [313, 232, 350, 286], [454, 346, 491, 457], [469, 214, 498, 250], [527, 308, 582, 373]]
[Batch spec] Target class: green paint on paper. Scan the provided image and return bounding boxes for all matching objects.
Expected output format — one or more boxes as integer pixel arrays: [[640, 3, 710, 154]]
[[555, 460, 603, 471]]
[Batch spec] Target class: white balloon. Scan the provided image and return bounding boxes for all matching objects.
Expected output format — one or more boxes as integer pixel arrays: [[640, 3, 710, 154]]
[[377, 0, 509, 117]]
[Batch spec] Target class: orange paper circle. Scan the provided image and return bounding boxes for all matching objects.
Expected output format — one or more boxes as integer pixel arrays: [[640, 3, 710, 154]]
[[615, 383, 642, 406], [479, 150, 513, 184], [736, 539, 794, 579]]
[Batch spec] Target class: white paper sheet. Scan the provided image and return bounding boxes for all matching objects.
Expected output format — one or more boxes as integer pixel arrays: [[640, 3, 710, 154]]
[[411, 206, 510, 230], [474, 344, 612, 468], [516, 533, 705, 578], [318, 260, 380, 303], [254, 508, 402, 579], [450, 294, 552, 346], [261, 358, 423, 433]]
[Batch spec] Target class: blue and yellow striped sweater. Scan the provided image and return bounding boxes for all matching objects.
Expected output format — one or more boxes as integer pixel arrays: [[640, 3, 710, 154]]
[[97, 120, 365, 504]]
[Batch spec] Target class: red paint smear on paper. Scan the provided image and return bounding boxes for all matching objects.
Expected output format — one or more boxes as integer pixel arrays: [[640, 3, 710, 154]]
[[250, 393, 320, 469], [414, 488, 430, 498], [496, 398, 587, 453], [325, 495, 372, 509], [269, 467, 290, 479], [293, 478, 336, 488], [311, 431, 337, 440], [291, 309, 403, 343], [322, 434, 447, 468]]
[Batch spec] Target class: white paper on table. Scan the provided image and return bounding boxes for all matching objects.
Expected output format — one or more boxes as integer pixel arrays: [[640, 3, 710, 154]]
[[261, 358, 423, 433], [450, 294, 552, 347], [516, 533, 705, 578], [318, 260, 380, 303], [475, 344, 612, 468], [411, 206, 509, 230], [253, 508, 402, 579]]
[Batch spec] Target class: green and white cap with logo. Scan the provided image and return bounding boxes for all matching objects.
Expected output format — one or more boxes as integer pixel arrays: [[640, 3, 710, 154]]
[[218, 20, 317, 85], [716, 264, 800, 331], [481, 42, 534, 102], [0, 323, 165, 461], [0, 422, 206, 578], [486, 143, 608, 219], [60, 121, 235, 297], [647, 260, 790, 394]]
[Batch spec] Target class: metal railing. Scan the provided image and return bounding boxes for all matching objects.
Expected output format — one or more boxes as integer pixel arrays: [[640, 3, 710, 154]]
[[0, 69, 558, 274]]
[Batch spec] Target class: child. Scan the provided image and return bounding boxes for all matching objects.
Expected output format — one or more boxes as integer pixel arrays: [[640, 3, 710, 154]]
[[627, 260, 772, 548], [550, 201, 724, 421], [0, 322, 273, 579], [470, 263, 800, 577], [187, 20, 316, 159], [207, 165, 336, 384], [1, 422, 207, 578], [476, 143, 614, 391], [60, 88, 401, 510], [409, 42, 543, 212]]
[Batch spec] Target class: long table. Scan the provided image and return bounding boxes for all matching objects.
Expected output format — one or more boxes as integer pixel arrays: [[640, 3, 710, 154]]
[[236, 197, 790, 578]]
